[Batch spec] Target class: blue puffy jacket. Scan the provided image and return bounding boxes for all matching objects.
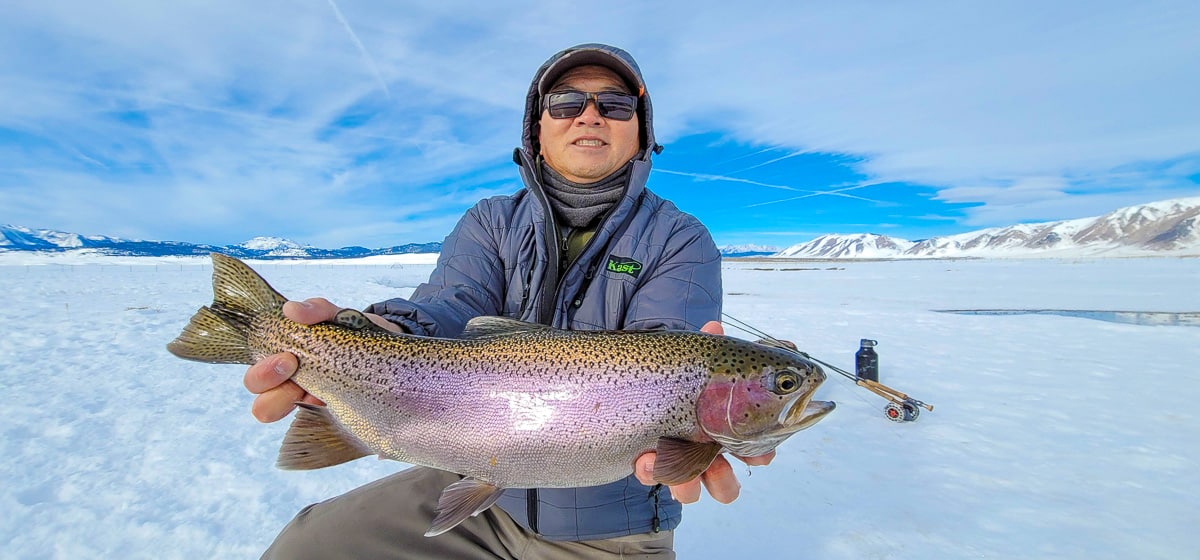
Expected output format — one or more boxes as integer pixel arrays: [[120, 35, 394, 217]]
[[366, 44, 722, 541]]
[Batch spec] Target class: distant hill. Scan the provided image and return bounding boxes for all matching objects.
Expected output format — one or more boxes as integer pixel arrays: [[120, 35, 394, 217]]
[[719, 244, 780, 258], [0, 227, 440, 259], [775, 196, 1200, 259]]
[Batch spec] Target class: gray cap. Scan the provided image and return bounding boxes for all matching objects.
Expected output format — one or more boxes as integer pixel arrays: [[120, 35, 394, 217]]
[[536, 44, 646, 97]]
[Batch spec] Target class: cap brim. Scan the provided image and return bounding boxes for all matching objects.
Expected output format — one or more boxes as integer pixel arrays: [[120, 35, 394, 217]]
[[538, 49, 645, 97]]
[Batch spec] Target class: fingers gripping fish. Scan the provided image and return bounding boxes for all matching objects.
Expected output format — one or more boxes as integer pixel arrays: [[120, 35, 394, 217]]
[[167, 254, 835, 536]]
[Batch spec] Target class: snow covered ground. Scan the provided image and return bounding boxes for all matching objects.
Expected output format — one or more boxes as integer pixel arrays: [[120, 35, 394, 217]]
[[2, 254, 1197, 559]]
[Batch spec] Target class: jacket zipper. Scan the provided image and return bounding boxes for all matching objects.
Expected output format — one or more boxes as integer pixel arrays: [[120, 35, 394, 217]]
[[517, 265, 534, 318], [526, 160, 560, 326], [527, 489, 539, 533]]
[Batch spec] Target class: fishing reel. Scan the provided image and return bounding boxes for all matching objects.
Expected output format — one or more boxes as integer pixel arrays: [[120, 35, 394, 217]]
[[883, 399, 923, 423]]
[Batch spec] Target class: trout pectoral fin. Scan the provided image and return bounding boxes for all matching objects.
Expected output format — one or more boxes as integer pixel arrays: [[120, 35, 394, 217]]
[[276, 403, 372, 470], [651, 438, 724, 486], [426, 478, 505, 537]]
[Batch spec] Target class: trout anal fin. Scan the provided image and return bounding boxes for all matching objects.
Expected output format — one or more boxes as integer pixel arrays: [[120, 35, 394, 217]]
[[651, 437, 724, 486], [426, 478, 505, 537], [277, 402, 372, 470]]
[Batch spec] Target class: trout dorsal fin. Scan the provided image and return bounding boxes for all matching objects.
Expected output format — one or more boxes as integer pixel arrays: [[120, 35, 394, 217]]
[[651, 437, 724, 486], [460, 316, 553, 339], [277, 402, 373, 470]]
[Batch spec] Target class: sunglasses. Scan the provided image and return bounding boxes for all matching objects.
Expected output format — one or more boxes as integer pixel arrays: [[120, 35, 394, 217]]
[[542, 90, 638, 121]]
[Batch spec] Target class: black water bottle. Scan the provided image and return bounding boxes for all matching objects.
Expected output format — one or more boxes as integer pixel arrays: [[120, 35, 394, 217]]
[[855, 339, 879, 382]]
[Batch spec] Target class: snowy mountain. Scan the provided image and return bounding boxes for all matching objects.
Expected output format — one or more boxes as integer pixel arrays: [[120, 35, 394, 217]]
[[0, 225, 441, 259], [720, 244, 780, 257], [776, 196, 1200, 259], [775, 234, 916, 259]]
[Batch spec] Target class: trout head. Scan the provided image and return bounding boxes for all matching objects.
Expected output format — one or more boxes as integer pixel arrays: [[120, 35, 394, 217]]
[[697, 339, 835, 457]]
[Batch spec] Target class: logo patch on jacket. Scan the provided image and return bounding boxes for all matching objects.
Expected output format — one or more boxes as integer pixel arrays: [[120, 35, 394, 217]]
[[606, 256, 643, 278]]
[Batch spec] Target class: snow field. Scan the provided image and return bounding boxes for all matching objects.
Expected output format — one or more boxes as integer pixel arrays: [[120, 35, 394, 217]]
[[1, 257, 1197, 559]]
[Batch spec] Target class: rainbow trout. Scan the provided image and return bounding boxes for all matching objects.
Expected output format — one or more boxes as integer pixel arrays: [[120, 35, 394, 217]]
[[168, 254, 834, 536]]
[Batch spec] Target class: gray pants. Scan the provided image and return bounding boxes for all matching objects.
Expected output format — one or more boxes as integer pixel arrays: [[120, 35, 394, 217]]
[[262, 467, 675, 559]]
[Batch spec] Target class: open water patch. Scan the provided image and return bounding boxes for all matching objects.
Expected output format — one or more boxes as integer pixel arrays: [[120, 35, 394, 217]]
[[934, 309, 1200, 327]]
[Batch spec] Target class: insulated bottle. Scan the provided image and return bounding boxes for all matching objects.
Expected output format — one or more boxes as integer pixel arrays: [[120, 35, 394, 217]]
[[855, 339, 879, 382]]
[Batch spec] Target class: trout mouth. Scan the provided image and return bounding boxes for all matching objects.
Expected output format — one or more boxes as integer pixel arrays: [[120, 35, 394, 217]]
[[779, 376, 836, 433], [781, 389, 836, 432]]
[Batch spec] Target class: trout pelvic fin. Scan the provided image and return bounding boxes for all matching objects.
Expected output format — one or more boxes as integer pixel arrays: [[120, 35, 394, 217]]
[[426, 478, 505, 537], [166, 253, 288, 365], [651, 438, 724, 486], [277, 402, 372, 470]]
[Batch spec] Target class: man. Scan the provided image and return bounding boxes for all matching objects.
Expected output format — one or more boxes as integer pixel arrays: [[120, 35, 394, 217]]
[[246, 43, 773, 559]]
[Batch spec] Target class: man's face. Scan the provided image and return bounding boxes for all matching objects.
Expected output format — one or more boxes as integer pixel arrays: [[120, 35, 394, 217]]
[[538, 65, 640, 184]]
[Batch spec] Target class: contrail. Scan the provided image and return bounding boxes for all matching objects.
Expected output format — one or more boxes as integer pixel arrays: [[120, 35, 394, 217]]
[[655, 168, 886, 205], [732, 150, 808, 174], [745, 181, 891, 208], [654, 169, 802, 191], [712, 145, 788, 167], [327, 0, 392, 99]]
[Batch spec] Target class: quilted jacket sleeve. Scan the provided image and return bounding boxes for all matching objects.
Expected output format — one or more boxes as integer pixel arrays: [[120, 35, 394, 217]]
[[365, 200, 505, 338]]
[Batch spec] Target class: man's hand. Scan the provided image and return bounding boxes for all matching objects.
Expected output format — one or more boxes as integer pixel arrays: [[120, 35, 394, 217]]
[[632, 320, 776, 504], [241, 298, 400, 422]]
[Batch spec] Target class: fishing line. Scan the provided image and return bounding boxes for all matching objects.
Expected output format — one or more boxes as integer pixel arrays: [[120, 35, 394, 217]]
[[721, 312, 884, 409]]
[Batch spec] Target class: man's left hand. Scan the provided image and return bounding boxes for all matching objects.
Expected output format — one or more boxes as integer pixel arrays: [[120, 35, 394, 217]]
[[632, 320, 776, 504]]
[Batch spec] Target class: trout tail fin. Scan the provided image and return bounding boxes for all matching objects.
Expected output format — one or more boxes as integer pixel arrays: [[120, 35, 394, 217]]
[[166, 253, 287, 364]]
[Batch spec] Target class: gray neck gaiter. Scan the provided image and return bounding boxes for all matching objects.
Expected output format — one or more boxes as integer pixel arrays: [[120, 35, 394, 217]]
[[539, 161, 630, 228]]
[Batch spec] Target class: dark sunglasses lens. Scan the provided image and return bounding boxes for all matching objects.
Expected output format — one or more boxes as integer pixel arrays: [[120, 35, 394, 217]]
[[595, 93, 636, 120], [547, 92, 587, 118], [545, 92, 637, 120]]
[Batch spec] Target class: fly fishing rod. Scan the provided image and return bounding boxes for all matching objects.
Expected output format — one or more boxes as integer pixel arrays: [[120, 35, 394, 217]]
[[721, 313, 934, 422]]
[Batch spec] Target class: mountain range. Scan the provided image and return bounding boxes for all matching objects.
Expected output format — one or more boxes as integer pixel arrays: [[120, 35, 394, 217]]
[[0, 225, 776, 259], [0, 228, 440, 259], [4, 197, 1198, 260], [775, 196, 1200, 259]]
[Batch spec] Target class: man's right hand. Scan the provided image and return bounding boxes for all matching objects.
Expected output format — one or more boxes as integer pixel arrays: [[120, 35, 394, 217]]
[[242, 298, 400, 422]]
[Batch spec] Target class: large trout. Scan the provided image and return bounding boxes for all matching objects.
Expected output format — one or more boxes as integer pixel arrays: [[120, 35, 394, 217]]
[[168, 254, 834, 536]]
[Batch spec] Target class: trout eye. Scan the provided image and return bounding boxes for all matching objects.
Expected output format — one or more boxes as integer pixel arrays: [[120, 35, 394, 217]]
[[768, 370, 801, 395]]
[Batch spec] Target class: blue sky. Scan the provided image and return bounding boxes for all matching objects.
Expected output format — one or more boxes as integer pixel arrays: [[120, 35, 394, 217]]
[[2, 1, 1198, 249]]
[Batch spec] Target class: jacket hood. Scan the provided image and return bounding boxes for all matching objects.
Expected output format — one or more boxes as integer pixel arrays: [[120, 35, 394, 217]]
[[518, 43, 658, 165]]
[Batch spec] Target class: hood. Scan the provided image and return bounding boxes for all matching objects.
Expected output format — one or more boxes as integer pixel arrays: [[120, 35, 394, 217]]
[[518, 43, 658, 164]]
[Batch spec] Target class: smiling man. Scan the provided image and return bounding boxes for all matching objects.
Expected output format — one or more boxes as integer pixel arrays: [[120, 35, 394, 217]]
[[250, 43, 769, 559], [538, 65, 640, 183]]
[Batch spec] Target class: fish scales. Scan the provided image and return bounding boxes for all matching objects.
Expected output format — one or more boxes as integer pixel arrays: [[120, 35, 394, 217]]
[[254, 314, 715, 487], [168, 253, 834, 536]]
